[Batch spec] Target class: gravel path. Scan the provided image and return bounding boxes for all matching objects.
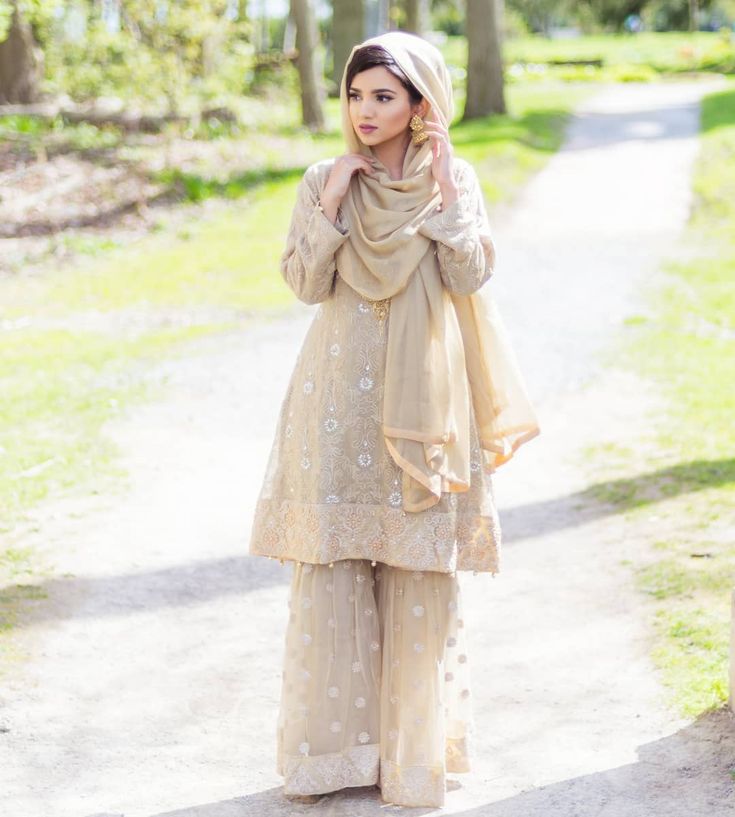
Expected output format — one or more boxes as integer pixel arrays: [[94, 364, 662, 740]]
[[2, 80, 733, 817]]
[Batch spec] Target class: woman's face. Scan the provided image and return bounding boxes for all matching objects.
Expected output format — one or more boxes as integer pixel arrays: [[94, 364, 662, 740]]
[[348, 65, 425, 148]]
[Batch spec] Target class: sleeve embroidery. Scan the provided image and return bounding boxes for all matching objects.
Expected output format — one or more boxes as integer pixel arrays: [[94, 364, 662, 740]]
[[280, 166, 351, 305], [417, 163, 496, 296]]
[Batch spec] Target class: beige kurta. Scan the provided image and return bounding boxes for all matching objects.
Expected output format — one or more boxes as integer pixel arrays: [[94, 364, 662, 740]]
[[249, 156, 503, 574]]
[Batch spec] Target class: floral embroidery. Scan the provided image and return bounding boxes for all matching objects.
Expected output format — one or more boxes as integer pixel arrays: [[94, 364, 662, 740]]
[[249, 157, 502, 577]]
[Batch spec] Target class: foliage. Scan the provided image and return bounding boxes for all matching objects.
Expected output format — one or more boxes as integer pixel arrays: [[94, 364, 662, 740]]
[[10, 0, 257, 111]]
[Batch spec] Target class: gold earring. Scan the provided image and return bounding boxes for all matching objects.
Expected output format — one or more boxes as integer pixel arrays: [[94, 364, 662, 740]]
[[409, 113, 428, 145]]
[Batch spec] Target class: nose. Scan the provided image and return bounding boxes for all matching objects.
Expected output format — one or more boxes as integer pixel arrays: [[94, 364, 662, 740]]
[[356, 99, 376, 118]]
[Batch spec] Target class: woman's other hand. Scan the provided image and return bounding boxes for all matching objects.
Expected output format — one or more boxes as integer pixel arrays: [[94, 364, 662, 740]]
[[423, 118, 459, 208]]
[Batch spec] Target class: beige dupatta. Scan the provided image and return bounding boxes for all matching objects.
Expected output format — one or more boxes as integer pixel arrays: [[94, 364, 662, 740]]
[[335, 31, 539, 512]]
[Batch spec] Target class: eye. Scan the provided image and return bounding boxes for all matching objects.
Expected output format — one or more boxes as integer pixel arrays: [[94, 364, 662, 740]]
[[348, 92, 360, 101], [377, 95, 393, 103]]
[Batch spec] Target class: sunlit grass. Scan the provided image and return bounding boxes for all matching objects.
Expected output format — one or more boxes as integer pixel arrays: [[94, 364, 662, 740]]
[[581, 81, 735, 717]]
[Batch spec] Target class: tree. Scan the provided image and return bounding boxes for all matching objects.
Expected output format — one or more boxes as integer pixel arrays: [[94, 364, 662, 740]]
[[0, 1, 42, 103], [463, 0, 506, 119], [405, 0, 430, 34], [290, 0, 326, 130], [332, 0, 365, 92], [689, 0, 699, 30]]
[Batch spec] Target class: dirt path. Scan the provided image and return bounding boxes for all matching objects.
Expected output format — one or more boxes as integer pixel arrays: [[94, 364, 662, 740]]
[[2, 80, 733, 816]]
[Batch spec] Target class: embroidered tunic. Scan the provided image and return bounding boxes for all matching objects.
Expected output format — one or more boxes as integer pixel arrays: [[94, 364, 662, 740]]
[[248, 156, 502, 574]]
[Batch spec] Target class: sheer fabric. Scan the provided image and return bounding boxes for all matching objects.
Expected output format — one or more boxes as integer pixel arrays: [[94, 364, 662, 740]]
[[248, 158, 503, 575], [277, 559, 473, 807]]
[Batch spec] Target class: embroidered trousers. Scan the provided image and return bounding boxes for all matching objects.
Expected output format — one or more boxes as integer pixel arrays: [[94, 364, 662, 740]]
[[276, 558, 474, 807]]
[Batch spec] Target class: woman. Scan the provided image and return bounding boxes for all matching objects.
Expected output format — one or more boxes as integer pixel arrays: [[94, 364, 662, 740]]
[[248, 30, 539, 807]]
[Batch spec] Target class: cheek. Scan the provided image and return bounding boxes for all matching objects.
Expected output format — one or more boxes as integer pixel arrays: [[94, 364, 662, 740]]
[[384, 105, 409, 130]]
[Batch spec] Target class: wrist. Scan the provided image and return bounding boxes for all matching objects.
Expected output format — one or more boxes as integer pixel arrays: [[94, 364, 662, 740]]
[[439, 181, 459, 209], [317, 192, 341, 226], [319, 187, 341, 209]]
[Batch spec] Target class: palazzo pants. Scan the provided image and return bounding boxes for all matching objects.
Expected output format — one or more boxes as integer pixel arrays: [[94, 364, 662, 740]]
[[276, 558, 474, 808]]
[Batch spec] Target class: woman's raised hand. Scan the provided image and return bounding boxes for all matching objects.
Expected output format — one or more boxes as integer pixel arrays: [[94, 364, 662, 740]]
[[322, 154, 377, 206], [318, 153, 376, 225], [422, 118, 456, 189]]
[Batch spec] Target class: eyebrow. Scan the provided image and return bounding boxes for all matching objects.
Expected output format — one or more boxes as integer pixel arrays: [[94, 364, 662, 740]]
[[348, 87, 396, 94]]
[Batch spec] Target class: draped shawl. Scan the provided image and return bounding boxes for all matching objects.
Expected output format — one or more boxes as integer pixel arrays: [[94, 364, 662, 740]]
[[335, 30, 539, 512]]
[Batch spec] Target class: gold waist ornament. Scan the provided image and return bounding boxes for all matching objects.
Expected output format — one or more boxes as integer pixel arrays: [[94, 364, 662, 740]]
[[369, 297, 390, 323]]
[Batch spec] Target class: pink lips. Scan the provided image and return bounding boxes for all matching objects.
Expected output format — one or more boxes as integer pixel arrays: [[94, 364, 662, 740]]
[[359, 125, 377, 132]]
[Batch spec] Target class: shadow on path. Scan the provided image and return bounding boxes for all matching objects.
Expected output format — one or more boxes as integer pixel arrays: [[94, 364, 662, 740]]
[[134, 708, 734, 817], [8, 458, 733, 629], [501, 456, 735, 542]]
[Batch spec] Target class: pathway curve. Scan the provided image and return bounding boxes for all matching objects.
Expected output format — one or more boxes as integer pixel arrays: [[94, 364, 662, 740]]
[[2, 80, 733, 817]]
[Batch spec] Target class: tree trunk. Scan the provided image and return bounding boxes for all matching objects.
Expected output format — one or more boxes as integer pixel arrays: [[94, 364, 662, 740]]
[[332, 0, 365, 92], [463, 0, 505, 120], [290, 0, 326, 131], [0, 3, 42, 104], [405, 0, 429, 35], [689, 0, 699, 31], [364, 0, 389, 38]]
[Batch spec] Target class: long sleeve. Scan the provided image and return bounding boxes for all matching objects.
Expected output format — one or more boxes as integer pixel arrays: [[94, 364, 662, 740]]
[[417, 161, 496, 296], [280, 164, 351, 305]]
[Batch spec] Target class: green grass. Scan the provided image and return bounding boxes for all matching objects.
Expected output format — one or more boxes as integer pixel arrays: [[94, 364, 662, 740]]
[[582, 82, 735, 717], [0, 323, 231, 529], [502, 30, 735, 81]]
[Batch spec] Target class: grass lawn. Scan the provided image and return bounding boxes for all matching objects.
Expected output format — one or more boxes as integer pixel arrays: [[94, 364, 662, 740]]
[[582, 81, 735, 717], [501, 30, 735, 81]]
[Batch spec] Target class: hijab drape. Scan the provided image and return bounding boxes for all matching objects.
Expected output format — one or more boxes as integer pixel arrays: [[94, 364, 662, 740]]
[[335, 31, 539, 513]]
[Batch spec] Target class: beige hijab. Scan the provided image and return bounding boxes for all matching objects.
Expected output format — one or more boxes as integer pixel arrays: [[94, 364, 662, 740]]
[[335, 31, 539, 513]]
